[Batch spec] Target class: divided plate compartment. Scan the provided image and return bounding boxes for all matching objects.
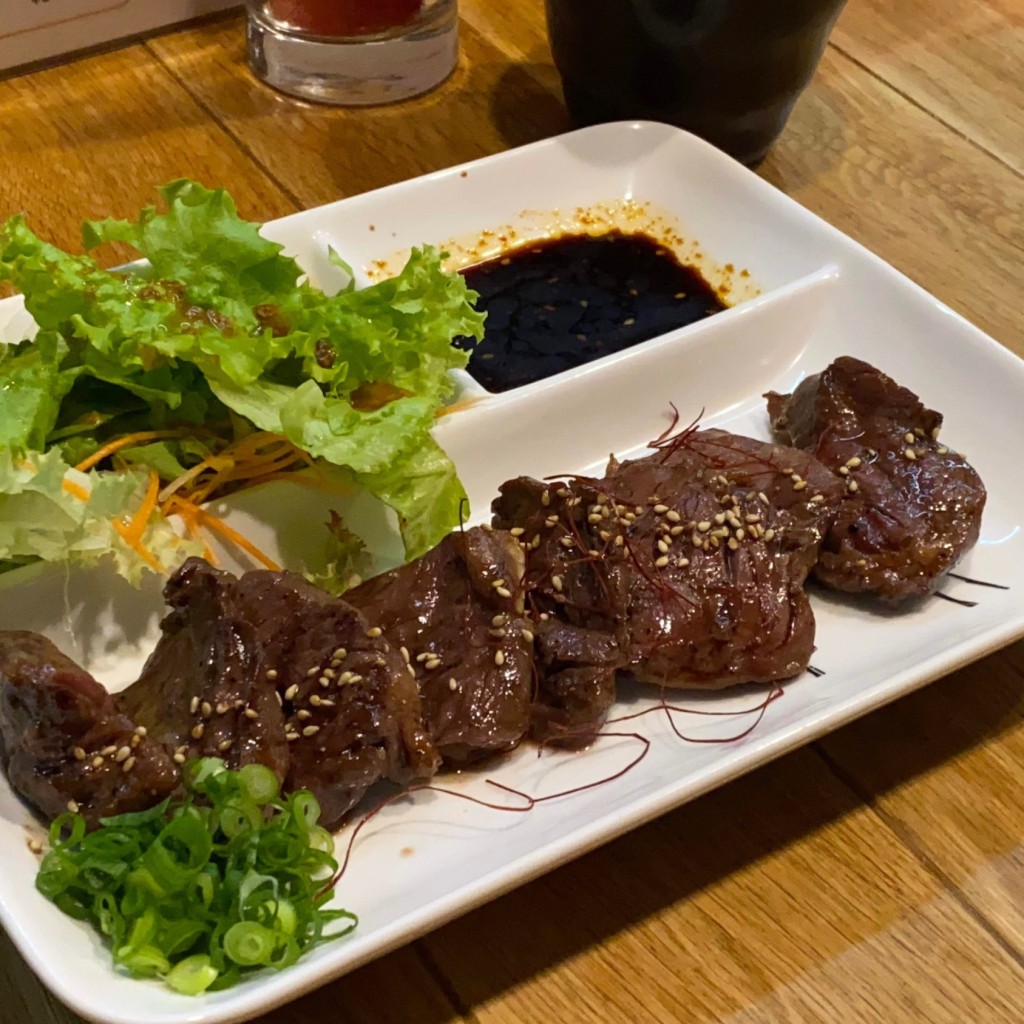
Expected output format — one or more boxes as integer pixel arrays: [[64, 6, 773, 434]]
[[0, 121, 1022, 1024]]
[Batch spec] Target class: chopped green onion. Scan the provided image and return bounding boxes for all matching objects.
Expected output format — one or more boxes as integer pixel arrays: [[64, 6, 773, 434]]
[[35, 759, 357, 995]]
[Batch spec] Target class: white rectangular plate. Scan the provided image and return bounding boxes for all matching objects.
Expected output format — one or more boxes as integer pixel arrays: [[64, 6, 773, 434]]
[[1, 121, 1022, 1024]]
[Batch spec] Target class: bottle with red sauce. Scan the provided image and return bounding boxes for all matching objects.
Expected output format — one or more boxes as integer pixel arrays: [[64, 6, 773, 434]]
[[267, 0, 423, 37], [247, 0, 458, 105]]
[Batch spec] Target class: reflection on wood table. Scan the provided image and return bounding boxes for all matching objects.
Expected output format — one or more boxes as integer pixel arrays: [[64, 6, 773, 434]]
[[0, 1, 1021, 1022]]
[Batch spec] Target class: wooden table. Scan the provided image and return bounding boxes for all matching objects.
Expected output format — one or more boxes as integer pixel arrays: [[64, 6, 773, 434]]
[[1, 2, 1022, 1021]]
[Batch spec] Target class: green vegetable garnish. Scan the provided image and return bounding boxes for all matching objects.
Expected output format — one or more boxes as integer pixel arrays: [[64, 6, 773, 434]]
[[0, 181, 485, 583], [35, 759, 355, 995]]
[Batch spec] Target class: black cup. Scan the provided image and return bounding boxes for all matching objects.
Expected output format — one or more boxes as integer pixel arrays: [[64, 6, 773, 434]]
[[544, 0, 847, 166]]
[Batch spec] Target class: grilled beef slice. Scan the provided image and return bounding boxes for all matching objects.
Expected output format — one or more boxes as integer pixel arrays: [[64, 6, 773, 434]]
[[766, 356, 987, 600], [348, 527, 533, 763], [117, 559, 289, 780], [0, 631, 177, 826], [495, 428, 843, 696], [233, 569, 438, 828]]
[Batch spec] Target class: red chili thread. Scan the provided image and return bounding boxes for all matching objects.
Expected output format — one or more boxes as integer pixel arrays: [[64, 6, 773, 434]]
[[325, 730, 650, 892]]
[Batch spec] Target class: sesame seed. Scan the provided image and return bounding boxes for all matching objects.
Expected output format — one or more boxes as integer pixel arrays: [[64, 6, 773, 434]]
[[366, 627, 383, 638], [615, 535, 625, 547], [492, 614, 506, 627], [510, 526, 526, 537], [481, 522, 494, 531], [838, 466, 850, 476], [792, 479, 808, 491], [284, 684, 299, 700], [522, 629, 535, 643], [201, 701, 212, 718], [287, 733, 300, 742], [266, 669, 279, 680], [809, 494, 825, 504], [653, 504, 669, 514], [349, 674, 363, 684], [244, 708, 259, 719], [114, 746, 131, 763], [735, 528, 746, 541], [937, 446, 949, 455], [490, 627, 507, 638], [407, 664, 416, 678], [92, 756, 104, 768], [494, 650, 506, 666], [560, 536, 575, 548], [73, 747, 86, 761], [848, 480, 859, 493], [763, 529, 776, 542], [190, 697, 200, 714], [846, 456, 862, 468], [697, 520, 711, 532], [665, 510, 681, 523], [319, 698, 336, 707], [551, 575, 563, 592], [333, 648, 347, 660], [217, 739, 232, 753], [492, 578, 506, 588], [449, 678, 458, 691], [310, 694, 322, 706], [904, 432, 916, 444], [173, 752, 186, 764], [425, 659, 441, 671], [67, 800, 79, 814], [191, 724, 205, 740], [275, 692, 283, 705], [131, 734, 141, 748], [658, 539, 670, 554], [745, 513, 761, 524], [759, 492, 770, 505], [655, 555, 670, 568], [634, 506, 645, 516], [399, 646, 410, 663], [857, 559, 868, 567], [904, 447, 917, 460], [302, 725, 320, 737], [541, 489, 551, 506], [27, 838, 43, 854], [216, 702, 230, 715], [677, 557, 690, 568], [496, 586, 512, 599], [297, 709, 312, 720]]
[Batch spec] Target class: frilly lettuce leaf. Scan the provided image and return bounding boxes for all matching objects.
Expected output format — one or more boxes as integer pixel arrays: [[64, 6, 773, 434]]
[[0, 180, 484, 580], [0, 448, 200, 584]]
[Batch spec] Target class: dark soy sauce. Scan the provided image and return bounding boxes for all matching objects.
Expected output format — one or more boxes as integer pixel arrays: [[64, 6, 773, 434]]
[[455, 231, 726, 393]]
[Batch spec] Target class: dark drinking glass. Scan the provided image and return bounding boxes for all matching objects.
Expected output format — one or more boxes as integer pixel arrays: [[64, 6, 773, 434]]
[[544, 0, 847, 166]]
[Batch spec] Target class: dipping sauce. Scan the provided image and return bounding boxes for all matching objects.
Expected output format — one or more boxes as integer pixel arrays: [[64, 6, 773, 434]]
[[455, 232, 727, 393]]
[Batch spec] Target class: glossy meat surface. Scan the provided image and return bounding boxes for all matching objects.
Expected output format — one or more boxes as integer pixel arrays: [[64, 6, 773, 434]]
[[0, 631, 177, 826], [348, 528, 533, 763], [766, 357, 987, 600], [494, 428, 843, 693], [234, 568, 438, 828]]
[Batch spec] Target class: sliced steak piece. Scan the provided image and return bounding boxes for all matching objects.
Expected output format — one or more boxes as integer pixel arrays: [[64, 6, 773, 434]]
[[495, 428, 842, 693], [601, 428, 844, 687], [530, 620, 619, 744], [0, 631, 177, 826], [118, 558, 289, 780], [233, 570, 438, 828], [348, 528, 533, 764], [766, 356, 987, 600]]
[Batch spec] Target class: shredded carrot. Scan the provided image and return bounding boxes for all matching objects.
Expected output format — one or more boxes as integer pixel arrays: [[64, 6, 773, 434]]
[[198, 512, 281, 571], [111, 519, 163, 573], [124, 470, 160, 546], [436, 396, 484, 419], [62, 479, 90, 502], [158, 455, 234, 505], [74, 430, 188, 473], [166, 494, 281, 571]]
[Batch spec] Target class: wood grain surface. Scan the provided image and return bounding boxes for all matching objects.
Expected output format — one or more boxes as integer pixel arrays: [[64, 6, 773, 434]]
[[0, 1, 1022, 1022]]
